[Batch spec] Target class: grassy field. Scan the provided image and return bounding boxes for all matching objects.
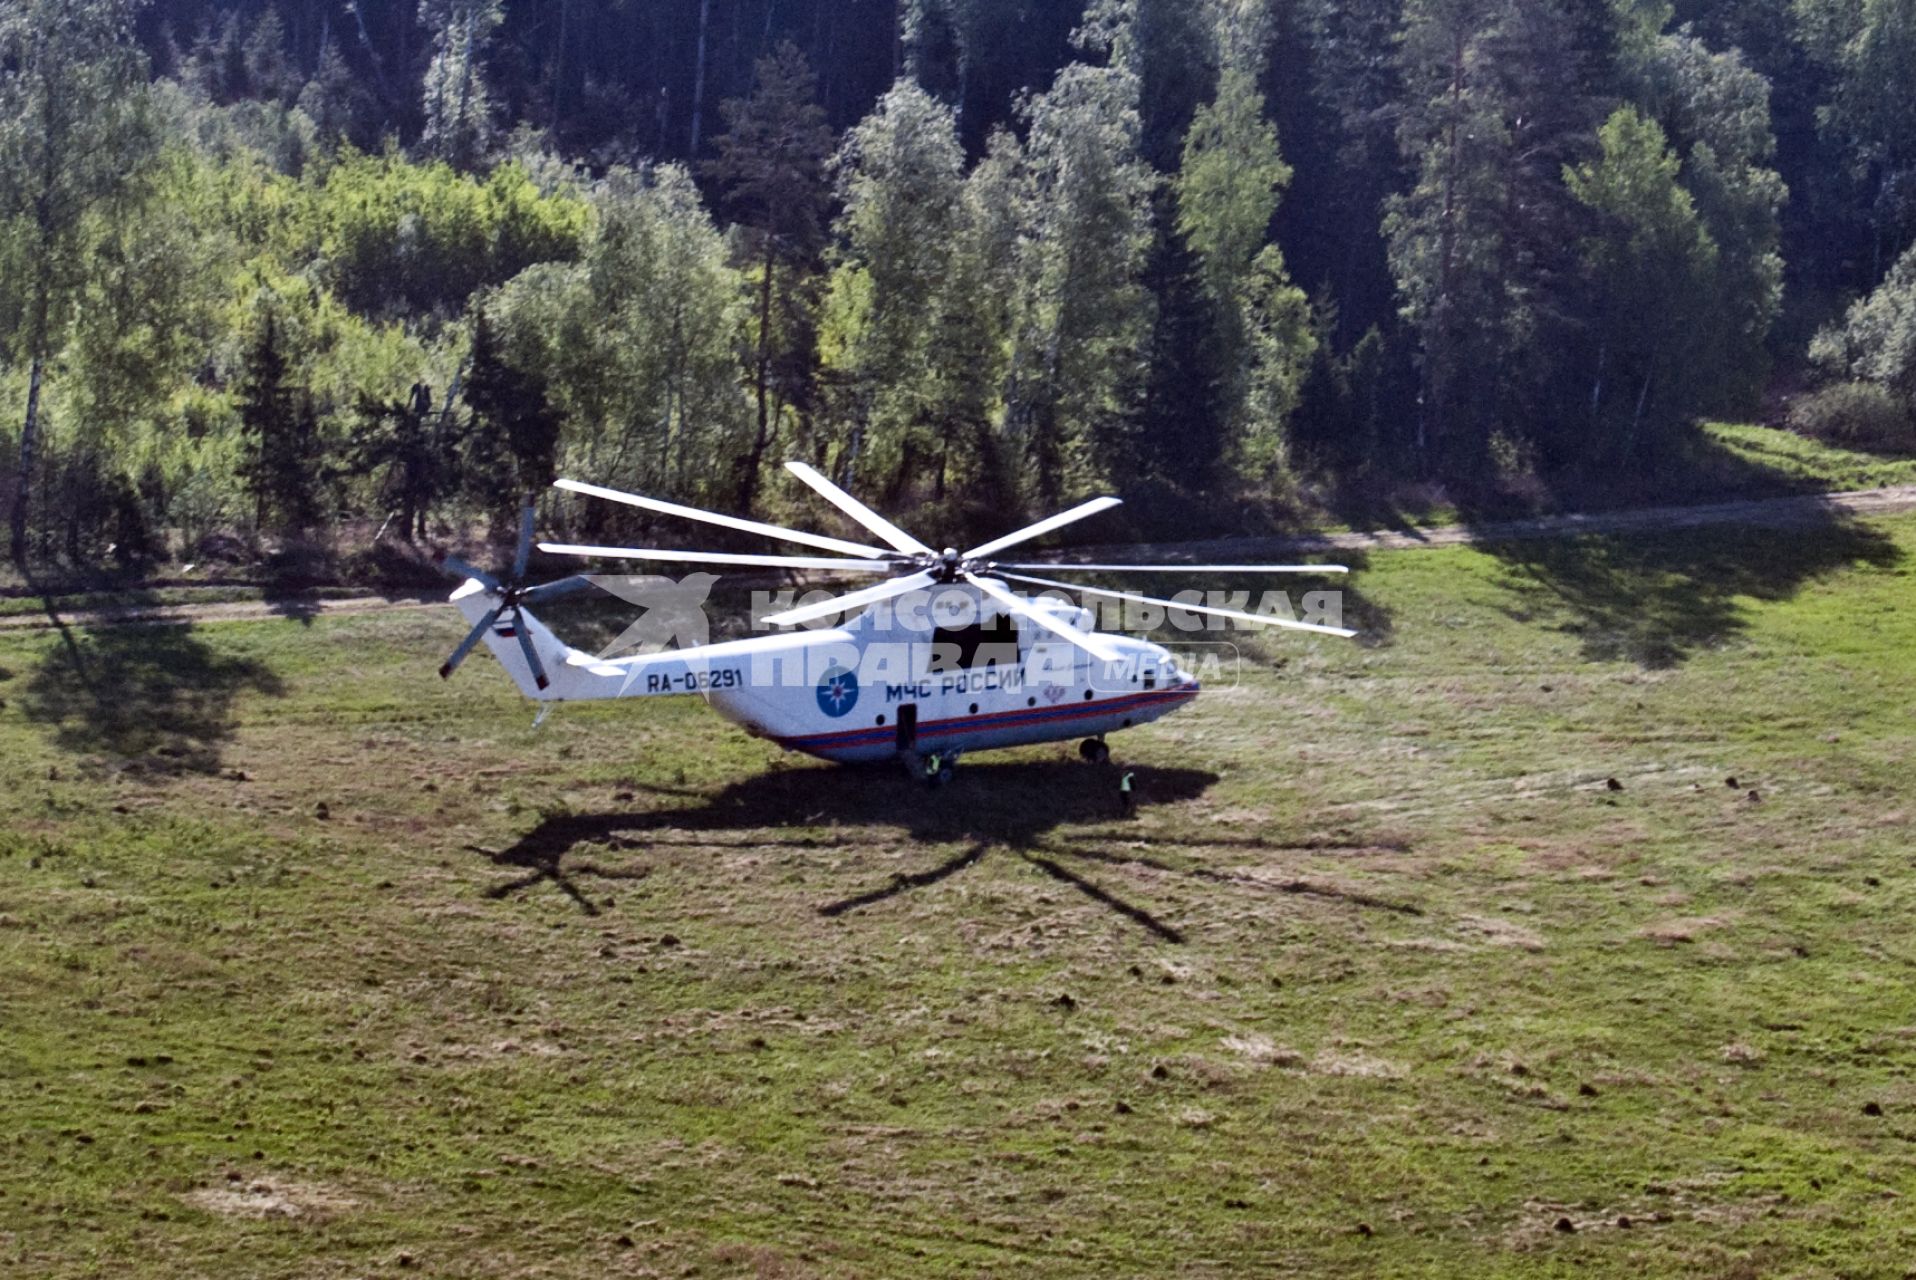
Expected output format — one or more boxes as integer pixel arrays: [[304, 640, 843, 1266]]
[[3, 505, 1916, 1278], [1698, 423, 1916, 495]]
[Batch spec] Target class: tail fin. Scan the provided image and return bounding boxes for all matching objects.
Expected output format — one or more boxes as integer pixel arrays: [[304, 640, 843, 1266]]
[[450, 581, 585, 702]]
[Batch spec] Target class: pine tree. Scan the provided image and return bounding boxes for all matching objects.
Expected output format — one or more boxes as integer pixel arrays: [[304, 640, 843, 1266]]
[[1384, 0, 1616, 472], [1174, 30, 1314, 480], [903, 0, 965, 103], [462, 309, 564, 513], [235, 307, 324, 534], [418, 0, 503, 171], [240, 8, 297, 105], [709, 42, 836, 511], [1290, 0, 1408, 398], [298, 35, 371, 147], [349, 382, 451, 542], [1077, 0, 1219, 169]]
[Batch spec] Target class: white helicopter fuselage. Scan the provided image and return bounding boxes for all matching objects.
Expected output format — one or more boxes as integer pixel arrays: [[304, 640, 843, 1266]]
[[451, 577, 1200, 765]]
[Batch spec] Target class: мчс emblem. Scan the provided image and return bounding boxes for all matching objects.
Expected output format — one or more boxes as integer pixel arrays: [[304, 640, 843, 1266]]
[[816, 666, 860, 718]]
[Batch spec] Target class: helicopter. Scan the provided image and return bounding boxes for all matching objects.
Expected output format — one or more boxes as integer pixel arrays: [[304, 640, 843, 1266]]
[[437, 461, 1354, 783]]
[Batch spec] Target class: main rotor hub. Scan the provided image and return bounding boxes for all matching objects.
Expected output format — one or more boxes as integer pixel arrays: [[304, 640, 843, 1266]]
[[927, 547, 966, 583]]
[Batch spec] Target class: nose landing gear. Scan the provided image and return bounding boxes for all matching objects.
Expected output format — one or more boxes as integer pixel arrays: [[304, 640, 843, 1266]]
[[1078, 737, 1110, 765]]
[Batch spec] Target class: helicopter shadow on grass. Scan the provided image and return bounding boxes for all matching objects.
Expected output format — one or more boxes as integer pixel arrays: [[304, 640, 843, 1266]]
[[471, 761, 1230, 940], [1474, 505, 1903, 670], [15, 589, 284, 777]]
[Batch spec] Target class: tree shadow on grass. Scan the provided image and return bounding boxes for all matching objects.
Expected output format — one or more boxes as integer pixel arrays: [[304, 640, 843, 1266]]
[[472, 761, 1222, 937], [17, 595, 284, 776], [1478, 508, 1903, 669]]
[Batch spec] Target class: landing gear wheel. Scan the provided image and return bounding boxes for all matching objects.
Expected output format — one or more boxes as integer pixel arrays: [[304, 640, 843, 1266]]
[[1079, 738, 1110, 764], [914, 751, 957, 787]]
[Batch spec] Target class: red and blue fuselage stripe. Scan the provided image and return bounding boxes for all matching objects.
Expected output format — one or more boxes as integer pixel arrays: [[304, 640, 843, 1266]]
[[773, 684, 1200, 752]]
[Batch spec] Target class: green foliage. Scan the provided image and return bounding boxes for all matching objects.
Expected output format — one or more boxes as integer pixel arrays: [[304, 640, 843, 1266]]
[[1077, 0, 1219, 168], [348, 382, 456, 541], [1811, 240, 1916, 406], [1176, 65, 1289, 304], [1565, 107, 1721, 453], [1240, 245, 1317, 474], [709, 42, 835, 260], [5, 0, 1916, 565], [1803, 0, 1916, 262], [1387, 0, 1624, 470], [60, 153, 231, 463], [1008, 59, 1158, 500], [316, 152, 588, 319], [1786, 380, 1914, 447], [1626, 30, 1787, 414], [902, 0, 965, 102], [1385, 0, 1535, 466], [0, 0, 159, 561], [826, 81, 967, 499], [297, 36, 374, 149], [497, 164, 747, 503]]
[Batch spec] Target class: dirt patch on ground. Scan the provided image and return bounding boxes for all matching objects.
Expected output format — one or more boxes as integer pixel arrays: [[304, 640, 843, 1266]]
[[1640, 915, 1734, 945], [1457, 913, 1547, 951], [183, 1177, 359, 1221], [1311, 1049, 1408, 1079]]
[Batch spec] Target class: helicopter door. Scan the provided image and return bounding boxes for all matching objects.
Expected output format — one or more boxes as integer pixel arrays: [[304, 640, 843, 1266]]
[[895, 703, 918, 752]]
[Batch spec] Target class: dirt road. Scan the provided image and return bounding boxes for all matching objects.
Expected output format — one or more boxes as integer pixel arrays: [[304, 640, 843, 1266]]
[[5, 483, 1913, 632]]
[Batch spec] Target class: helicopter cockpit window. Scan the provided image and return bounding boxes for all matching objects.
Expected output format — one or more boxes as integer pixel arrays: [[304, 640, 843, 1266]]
[[929, 611, 1021, 673]]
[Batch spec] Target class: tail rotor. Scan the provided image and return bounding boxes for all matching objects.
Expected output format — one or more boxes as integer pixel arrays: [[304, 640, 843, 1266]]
[[436, 499, 592, 690]]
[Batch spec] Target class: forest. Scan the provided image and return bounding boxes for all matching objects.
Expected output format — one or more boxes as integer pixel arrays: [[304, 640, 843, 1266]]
[[3, 0, 1916, 569]]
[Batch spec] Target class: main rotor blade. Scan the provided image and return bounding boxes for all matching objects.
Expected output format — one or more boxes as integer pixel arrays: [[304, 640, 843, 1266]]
[[760, 570, 940, 628], [513, 501, 537, 580], [510, 606, 551, 691], [440, 605, 503, 679], [963, 497, 1123, 560], [964, 574, 1126, 664], [554, 478, 889, 559], [540, 543, 897, 572], [784, 461, 933, 556], [439, 554, 502, 591], [997, 571, 1358, 639], [996, 562, 1350, 575]]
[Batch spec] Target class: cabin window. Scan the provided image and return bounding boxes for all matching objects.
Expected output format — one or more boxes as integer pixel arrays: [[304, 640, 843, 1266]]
[[928, 612, 1020, 673]]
